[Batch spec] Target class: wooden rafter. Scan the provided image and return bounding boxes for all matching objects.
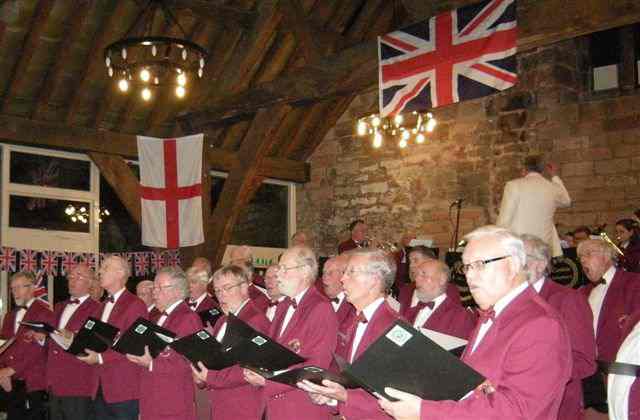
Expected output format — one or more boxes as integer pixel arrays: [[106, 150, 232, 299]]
[[0, 0, 55, 113], [278, 0, 323, 62], [0, 114, 309, 183], [166, 0, 256, 29]]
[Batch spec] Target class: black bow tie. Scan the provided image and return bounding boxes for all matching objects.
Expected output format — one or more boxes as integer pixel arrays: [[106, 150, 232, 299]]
[[286, 297, 298, 309], [331, 297, 340, 304], [187, 300, 197, 308], [105, 295, 115, 304], [268, 301, 279, 308], [356, 312, 368, 324], [160, 311, 169, 317], [69, 299, 81, 305], [595, 278, 606, 286], [478, 308, 496, 324], [14, 305, 27, 311], [416, 301, 435, 311]]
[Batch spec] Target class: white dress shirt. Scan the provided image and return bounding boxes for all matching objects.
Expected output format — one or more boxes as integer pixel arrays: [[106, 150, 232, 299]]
[[608, 319, 640, 420], [188, 293, 208, 311], [412, 293, 447, 328], [470, 281, 529, 354], [588, 266, 616, 335], [350, 297, 385, 363], [101, 288, 126, 322], [279, 288, 309, 337], [157, 299, 182, 327], [330, 292, 346, 312], [216, 299, 249, 342], [14, 298, 35, 334], [58, 295, 90, 330]]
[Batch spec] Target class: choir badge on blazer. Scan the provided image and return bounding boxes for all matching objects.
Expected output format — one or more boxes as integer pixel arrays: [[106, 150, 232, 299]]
[[287, 338, 302, 353]]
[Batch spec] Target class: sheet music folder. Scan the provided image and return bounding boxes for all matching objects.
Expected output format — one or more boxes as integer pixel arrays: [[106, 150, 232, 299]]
[[20, 321, 58, 334], [224, 315, 305, 373], [268, 365, 357, 388], [112, 317, 176, 358], [169, 329, 236, 370], [343, 320, 484, 401], [66, 317, 119, 356], [198, 307, 223, 326]]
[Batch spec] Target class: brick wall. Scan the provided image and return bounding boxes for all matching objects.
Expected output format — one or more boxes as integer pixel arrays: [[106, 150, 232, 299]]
[[297, 38, 640, 256]]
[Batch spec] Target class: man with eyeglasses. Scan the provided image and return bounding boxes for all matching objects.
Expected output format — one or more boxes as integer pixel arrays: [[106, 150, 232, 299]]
[[126, 267, 200, 420], [192, 265, 269, 420], [77, 255, 147, 420], [46, 263, 102, 420], [522, 234, 596, 420], [243, 245, 338, 420], [321, 255, 356, 337], [298, 248, 401, 419], [379, 225, 572, 420], [578, 239, 640, 363], [0, 272, 52, 420], [402, 259, 475, 340]]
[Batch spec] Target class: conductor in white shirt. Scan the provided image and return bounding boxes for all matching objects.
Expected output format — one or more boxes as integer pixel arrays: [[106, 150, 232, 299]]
[[496, 155, 571, 257]]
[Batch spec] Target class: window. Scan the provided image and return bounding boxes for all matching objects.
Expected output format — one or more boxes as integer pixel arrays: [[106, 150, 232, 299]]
[[589, 27, 620, 92]]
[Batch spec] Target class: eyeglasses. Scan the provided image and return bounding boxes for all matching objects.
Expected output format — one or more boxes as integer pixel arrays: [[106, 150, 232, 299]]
[[275, 264, 307, 273], [343, 268, 377, 277], [213, 282, 245, 295], [10, 284, 33, 291], [323, 269, 345, 277], [153, 284, 176, 292], [461, 255, 511, 274]]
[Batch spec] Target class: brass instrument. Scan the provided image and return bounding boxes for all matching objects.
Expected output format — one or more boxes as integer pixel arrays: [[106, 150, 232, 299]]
[[600, 232, 624, 257], [361, 237, 399, 253]]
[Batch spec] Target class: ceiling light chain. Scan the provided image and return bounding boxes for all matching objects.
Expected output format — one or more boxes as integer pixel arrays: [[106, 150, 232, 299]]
[[356, 111, 437, 149]]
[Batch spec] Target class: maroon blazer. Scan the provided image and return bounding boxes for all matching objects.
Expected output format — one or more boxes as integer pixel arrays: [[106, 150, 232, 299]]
[[581, 269, 640, 362], [404, 295, 476, 340], [539, 279, 596, 419], [139, 302, 200, 420], [148, 306, 161, 323], [0, 299, 52, 392], [249, 284, 270, 312], [90, 290, 148, 403], [338, 302, 401, 420], [338, 239, 358, 254], [46, 297, 102, 397], [206, 301, 270, 420], [262, 287, 338, 420], [621, 240, 640, 273], [398, 284, 462, 316], [616, 312, 640, 420], [421, 287, 572, 420], [193, 295, 217, 313]]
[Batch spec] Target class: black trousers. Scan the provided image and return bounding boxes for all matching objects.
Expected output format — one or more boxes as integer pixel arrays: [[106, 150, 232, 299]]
[[6, 379, 47, 420], [93, 385, 138, 420], [49, 394, 94, 420]]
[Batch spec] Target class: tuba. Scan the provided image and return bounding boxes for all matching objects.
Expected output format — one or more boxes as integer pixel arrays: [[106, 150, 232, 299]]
[[600, 232, 624, 257]]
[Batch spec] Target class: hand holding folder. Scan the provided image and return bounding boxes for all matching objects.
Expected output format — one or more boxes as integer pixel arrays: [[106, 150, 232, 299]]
[[66, 317, 119, 356], [170, 329, 236, 370], [112, 317, 176, 358]]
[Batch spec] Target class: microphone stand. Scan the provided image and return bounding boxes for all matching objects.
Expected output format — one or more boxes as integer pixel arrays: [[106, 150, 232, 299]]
[[450, 200, 463, 251]]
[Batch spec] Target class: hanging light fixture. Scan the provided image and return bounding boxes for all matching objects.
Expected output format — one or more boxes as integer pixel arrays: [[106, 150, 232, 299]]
[[356, 111, 437, 149], [104, 1, 208, 102]]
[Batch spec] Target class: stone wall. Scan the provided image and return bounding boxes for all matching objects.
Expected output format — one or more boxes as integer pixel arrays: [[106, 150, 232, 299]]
[[296, 37, 640, 256]]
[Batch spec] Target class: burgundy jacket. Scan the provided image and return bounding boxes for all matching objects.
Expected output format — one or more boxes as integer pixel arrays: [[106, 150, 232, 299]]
[[399, 284, 462, 318], [249, 284, 270, 312], [338, 239, 359, 254], [0, 299, 53, 392], [191, 295, 218, 314], [262, 287, 338, 419], [403, 295, 477, 340], [46, 297, 102, 397], [90, 290, 148, 403], [206, 301, 270, 420], [421, 287, 572, 420], [539, 279, 596, 419], [581, 269, 640, 362], [139, 301, 201, 420], [338, 302, 401, 420]]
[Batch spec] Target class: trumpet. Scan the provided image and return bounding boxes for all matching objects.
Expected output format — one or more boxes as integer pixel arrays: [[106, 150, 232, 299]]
[[600, 232, 624, 257], [360, 237, 399, 253]]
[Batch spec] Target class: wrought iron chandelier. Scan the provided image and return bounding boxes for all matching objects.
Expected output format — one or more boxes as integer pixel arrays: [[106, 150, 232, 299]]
[[103, 0, 208, 102], [356, 110, 437, 149]]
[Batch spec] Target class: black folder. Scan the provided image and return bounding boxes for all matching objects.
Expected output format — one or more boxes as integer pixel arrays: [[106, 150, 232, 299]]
[[198, 307, 223, 326], [112, 317, 176, 358], [66, 317, 119, 356], [20, 321, 58, 334], [268, 365, 357, 388], [170, 329, 236, 370], [224, 315, 305, 373], [343, 320, 484, 401]]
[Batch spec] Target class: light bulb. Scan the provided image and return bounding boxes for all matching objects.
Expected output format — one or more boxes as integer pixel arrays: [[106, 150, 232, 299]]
[[140, 68, 151, 82], [373, 132, 383, 148], [394, 114, 403, 126], [182, 49, 187, 60], [357, 120, 367, 136], [426, 118, 437, 132], [118, 79, 129, 92], [104, 209, 110, 216], [121, 48, 127, 60], [177, 73, 187, 86], [416, 133, 426, 143], [399, 139, 408, 148], [154, 77, 159, 85], [199, 57, 205, 68], [371, 116, 381, 127], [198, 68, 203, 78], [401, 130, 410, 140], [175, 85, 186, 98], [65, 206, 74, 215], [141, 88, 152, 101], [105, 56, 111, 67], [71, 216, 77, 222], [79, 206, 86, 213], [108, 67, 114, 77], [151, 45, 157, 56]]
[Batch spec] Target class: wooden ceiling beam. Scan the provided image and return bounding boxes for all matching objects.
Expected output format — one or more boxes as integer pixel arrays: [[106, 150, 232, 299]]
[[183, 0, 640, 128], [165, 0, 256, 29], [0, 114, 309, 183], [1, 0, 55, 113], [278, 0, 324, 62]]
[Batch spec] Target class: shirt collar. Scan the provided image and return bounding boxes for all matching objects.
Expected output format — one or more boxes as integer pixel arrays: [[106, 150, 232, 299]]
[[22, 298, 35, 309], [360, 297, 385, 322], [148, 304, 156, 312], [292, 287, 310, 306], [109, 287, 126, 303], [233, 299, 250, 316], [163, 299, 182, 316], [73, 294, 90, 304], [335, 291, 345, 304], [532, 277, 545, 293], [191, 292, 208, 306], [493, 281, 529, 318]]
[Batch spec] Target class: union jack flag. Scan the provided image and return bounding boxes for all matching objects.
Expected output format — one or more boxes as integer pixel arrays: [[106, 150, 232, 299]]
[[167, 250, 180, 267], [33, 270, 49, 300], [19, 249, 38, 273], [134, 252, 149, 276], [378, 0, 517, 117], [59, 252, 78, 275], [149, 252, 163, 273], [40, 250, 58, 276], [0, 247, 17, 272]]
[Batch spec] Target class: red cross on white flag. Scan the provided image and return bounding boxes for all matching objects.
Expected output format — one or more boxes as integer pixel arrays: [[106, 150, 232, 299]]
[[137, 134, 204, 249]]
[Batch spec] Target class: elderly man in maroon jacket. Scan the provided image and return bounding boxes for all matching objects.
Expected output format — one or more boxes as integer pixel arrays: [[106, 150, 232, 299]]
[[522, 234, 597, 420], [321, 255, 356, 338], [299, 248, 401, 419], [578, 238, 640, 362], [47, 264, 102, 420], [127, 267, 201, 420], [243, 245, 338, 419], [264, 264, 285, 322], [0, 272, 52, 420], [77, 255, 148, 420], [186, 265, 217, 315], [192, 264, 270, 420], [380, 225, 572, 420], [403, 259, 476, 340]]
